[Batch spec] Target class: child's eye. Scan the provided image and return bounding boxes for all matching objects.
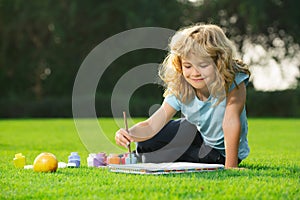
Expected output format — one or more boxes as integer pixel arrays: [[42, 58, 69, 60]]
[[183, 65, 191, 69], [199, 64, 209, 68]]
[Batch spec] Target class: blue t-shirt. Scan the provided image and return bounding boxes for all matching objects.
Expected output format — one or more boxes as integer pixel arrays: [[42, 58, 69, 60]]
[[164, 72, 250, 160]]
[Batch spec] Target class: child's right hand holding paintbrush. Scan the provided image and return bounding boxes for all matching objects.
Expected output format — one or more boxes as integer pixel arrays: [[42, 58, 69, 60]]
[[115, 112, 149, 148], [115, 119, 157, 148], [115, 103, 175, 148], [115, 111, 143, 149], [115, 128, 133, 148]]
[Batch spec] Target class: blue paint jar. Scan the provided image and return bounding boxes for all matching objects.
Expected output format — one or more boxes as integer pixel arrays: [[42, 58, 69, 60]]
[[125, 153, 137, 164], [68, 152, 80, 167]]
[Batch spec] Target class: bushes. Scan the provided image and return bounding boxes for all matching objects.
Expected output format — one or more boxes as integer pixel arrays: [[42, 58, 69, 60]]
[[0, 92, 162, 118], [1, 88, 299, 118], [246, 88, 300, 117], [0, 97, 72, 118]]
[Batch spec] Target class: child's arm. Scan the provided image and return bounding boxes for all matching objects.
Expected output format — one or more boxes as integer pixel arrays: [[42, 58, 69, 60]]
[[115, 101, 177, 148], [223, 82, 247, 168]]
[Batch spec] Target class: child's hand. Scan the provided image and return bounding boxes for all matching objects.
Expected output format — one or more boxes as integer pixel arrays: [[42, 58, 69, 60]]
[[115, 128, 134, 148]]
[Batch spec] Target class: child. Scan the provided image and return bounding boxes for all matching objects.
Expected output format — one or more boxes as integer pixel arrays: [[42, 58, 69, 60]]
[[115, 23, 251, 168]]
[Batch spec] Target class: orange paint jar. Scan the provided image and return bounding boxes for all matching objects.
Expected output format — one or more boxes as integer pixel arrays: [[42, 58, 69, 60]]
[[107, 154, 120, 164]]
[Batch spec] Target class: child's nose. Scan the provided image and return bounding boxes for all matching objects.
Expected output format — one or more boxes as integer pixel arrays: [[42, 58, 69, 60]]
[[192, 67, 201, 75]]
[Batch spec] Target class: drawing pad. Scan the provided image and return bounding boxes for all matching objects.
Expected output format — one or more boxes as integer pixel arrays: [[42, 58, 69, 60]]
[[108, 162, 224, 174]]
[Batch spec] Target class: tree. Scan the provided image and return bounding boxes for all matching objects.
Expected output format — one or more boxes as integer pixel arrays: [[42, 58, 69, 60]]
[[185, 0, 300, 90]]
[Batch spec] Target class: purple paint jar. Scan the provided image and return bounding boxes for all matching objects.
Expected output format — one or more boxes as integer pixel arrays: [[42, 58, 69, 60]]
[[94, 153, 107, 167]]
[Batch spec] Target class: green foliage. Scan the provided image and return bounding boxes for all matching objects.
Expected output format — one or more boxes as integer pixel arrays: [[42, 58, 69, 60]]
[[247, 87, 300, 117], [0, 0, 299, 118], [0, 0, 187, 99], [0, 118, 299, 199], [189, 0, 300, 49]]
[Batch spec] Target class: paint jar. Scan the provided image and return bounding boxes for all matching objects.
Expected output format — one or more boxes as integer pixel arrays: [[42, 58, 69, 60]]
[[68, 152, 80, 167], [94, 152, 107, 166], [107, 154, 120, 164], [125, 153, 137, 164], [13, 153, 26, 168], [87, 153, 96, 167], [121, 153, 127, 164]]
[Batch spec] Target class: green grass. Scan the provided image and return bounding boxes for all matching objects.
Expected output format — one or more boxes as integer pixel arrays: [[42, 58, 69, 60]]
[[0, 118, 299, 199]]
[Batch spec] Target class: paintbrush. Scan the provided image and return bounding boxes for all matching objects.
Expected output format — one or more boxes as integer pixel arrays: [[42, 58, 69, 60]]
[[123, 111, 132, 163]]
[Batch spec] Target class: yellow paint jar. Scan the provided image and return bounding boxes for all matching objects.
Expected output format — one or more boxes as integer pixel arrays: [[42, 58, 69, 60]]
[[13, 153, 26, 168]]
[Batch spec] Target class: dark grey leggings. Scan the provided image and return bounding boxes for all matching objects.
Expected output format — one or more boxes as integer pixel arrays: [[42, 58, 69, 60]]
[[136, 118, 228, 164]]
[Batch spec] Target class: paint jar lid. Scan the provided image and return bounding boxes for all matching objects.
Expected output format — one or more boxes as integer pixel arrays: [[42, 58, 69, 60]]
[[14, 153, 25, 158], [69, 152, 80, 160], [88, 153, 96, 157], [109, 153, 119, 157], [96, 152, 106, 157]]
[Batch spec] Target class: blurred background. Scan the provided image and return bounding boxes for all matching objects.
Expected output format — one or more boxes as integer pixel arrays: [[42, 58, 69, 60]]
[[0, 0, 299, 118]]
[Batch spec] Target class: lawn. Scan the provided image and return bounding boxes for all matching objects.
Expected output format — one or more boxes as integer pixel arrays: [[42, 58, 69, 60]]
[[0, 118, 299, 199]]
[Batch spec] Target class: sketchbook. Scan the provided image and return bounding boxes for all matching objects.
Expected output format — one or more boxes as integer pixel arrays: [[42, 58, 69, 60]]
[[108, 162, 224, 175]]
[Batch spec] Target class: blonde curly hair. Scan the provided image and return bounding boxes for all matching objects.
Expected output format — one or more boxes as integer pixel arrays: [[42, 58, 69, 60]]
[[159, 23, 250, 105]]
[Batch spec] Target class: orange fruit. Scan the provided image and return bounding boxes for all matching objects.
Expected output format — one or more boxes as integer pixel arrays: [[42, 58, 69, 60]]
[[33, 152, 58, 172]]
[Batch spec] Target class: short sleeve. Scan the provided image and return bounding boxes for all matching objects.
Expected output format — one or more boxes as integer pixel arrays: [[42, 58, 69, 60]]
[[229, 72, 249, 92], [164, 95, 182, 111]]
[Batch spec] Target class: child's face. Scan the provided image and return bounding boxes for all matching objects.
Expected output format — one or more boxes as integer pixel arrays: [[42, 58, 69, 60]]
[[181, 53, 216, 92]]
